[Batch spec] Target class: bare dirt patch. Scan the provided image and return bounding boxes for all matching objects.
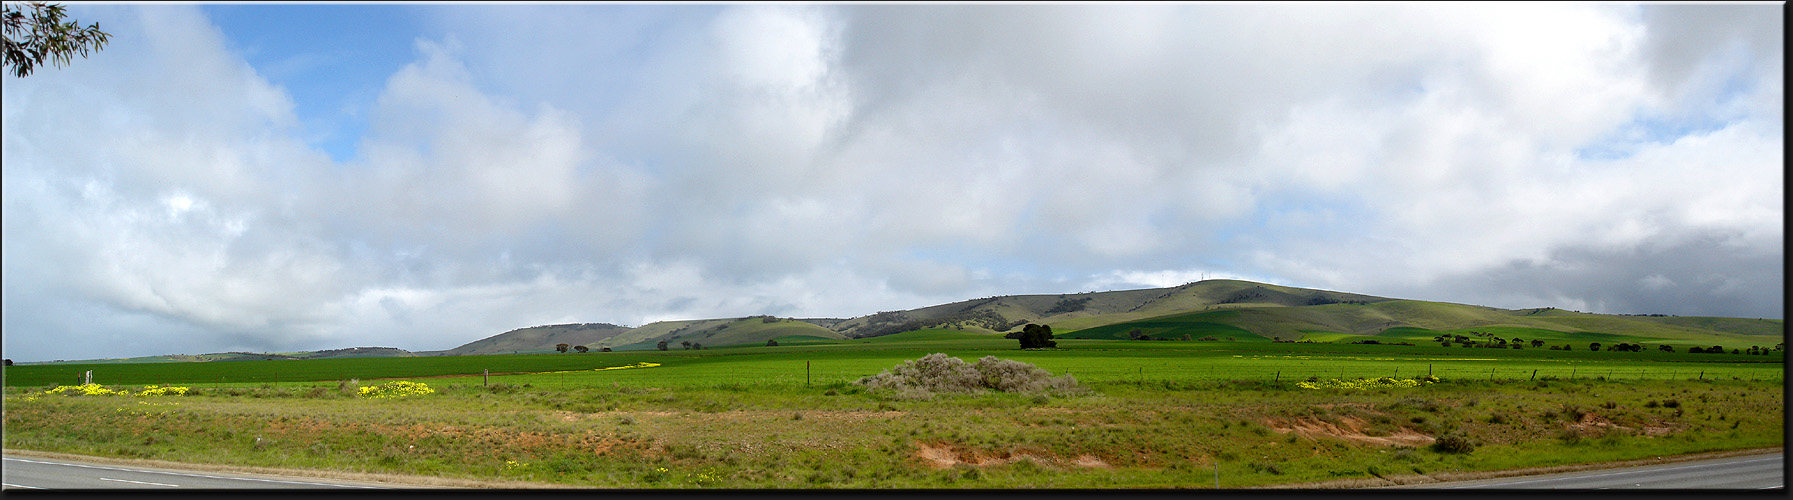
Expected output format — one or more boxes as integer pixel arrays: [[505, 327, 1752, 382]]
[[1261, 416, 1435, 447], [912, 441, 1110, 469]]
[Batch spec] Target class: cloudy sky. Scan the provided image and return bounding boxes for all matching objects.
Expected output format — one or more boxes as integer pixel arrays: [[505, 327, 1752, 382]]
[[3, 3, 1782, 362]]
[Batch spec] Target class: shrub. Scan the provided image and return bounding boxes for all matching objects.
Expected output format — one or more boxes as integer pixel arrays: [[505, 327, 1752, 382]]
[[854, 353, 1085, 400], [1431, 431, 1476, 454]]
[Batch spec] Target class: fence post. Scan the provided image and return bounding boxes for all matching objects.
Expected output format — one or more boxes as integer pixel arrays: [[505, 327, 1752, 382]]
[[483, 369, 489, 387], [1531, 369, 1537, 381], [1428, 364, 1433, 377]]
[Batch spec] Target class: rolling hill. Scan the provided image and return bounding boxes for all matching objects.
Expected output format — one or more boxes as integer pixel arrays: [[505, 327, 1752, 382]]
[[28, 279, 1779, 364], [431, 279, 1779, 355]]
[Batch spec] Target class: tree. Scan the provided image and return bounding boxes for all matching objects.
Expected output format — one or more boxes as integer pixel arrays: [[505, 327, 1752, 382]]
[[766, 339, 779, 347], [692, 342, 703, 350], [656, 340, 669, 351], [680, 340, 692, 350], [4, 1, 111, 77], [1659, 345, 1675, 353], [1531, 339, 1545, 348], [555, 343, 570, 353], [573, 345, 589, 353], [599, 346, 612, 352], [1017, 324, 1056, 349], [2, 359, 10, 366], [1589, 342, 1601, 352]]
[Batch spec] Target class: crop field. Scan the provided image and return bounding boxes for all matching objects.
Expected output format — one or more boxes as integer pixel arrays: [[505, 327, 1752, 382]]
[[6, 332, 1779, 389], [2, 334, 1783, 488]]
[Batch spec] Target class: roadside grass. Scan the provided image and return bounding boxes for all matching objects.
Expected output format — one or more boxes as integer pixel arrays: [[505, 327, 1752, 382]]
[[4, 376, 1777, 488], [3, 342, 1782, 488]]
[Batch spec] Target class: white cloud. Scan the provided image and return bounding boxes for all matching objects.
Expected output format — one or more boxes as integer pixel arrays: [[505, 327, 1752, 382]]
[[2, 4, 1781, 362]]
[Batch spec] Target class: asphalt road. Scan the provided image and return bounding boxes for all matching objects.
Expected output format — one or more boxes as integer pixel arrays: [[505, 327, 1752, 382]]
[[1, 456, 395, 490], [1387, 451, 1783, 490], [4, 450, 1781, 490]]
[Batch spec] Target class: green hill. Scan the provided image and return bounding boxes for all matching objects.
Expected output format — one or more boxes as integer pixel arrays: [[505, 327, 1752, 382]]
[[440, 323, 634, 355], [65, 279, 1774, 364]]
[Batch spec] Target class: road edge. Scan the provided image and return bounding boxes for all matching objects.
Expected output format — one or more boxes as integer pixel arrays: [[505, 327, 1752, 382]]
[[1258, 446, 1785, 489], [1, 448, 567, 489]]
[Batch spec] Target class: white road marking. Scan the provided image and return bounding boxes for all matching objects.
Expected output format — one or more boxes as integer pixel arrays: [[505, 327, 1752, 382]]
[[2, 483, 46, 489], [99, 477, 179, 487], [3, 457, 381, 488]]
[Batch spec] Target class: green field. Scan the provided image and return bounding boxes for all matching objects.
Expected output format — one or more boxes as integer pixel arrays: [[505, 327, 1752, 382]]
[[3, 335, 1783, 488], [9, 335, 1780, 389]]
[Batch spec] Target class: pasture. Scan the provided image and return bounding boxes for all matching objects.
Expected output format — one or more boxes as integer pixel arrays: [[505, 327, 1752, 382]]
[[2, 334, 1783, 488]]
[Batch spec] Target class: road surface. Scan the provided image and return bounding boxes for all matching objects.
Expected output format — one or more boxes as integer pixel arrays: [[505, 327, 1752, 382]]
[[1387, 451, 1782, 489], [2, 455, 397, 490]]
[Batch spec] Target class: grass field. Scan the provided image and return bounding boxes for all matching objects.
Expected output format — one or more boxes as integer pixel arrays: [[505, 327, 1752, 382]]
[[2, 335, 1783, 488]]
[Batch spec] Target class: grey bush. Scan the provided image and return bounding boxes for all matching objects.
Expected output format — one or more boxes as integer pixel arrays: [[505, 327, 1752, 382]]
[[854, 353, 1086, 400]]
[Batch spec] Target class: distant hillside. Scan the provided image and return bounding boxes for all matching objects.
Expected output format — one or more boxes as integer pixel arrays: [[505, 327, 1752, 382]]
[[26, 347, 419, 365], [55, 279, 1777, 364], [438, 317, 851, 355], [827, 279, 1391, 338], [438, 323, 632, 356]]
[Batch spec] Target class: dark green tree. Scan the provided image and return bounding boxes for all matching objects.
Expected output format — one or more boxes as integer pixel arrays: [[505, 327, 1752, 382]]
[[1588, 342, 1601, 352], [656, 340, 669, 351], [4, 1, 111, 77], [680, 340, 692, 350], [555, 343, 569, 353], [1017, 323, 1056, 349], [766, 339, 779, 347], [599, 346, 612, 352], [573, 345, 588, 353]]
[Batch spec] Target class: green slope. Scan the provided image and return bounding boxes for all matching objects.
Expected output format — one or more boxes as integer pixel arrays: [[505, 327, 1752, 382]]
[[435, 280, 1782, 357], [1051, 299, 1782, 349]]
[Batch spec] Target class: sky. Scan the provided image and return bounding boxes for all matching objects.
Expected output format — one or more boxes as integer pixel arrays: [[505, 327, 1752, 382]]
[[2, 3, 1783, 362]]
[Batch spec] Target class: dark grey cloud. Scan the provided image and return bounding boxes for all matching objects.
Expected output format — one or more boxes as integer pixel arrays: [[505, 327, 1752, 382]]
[[1389, 230, 1783, 319]]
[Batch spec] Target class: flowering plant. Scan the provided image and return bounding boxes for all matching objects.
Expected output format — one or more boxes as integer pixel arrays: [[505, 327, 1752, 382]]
[[43, 384, 128, 396], [1295, 376, 1436, 390], [594, 362, 661, 371], [358, 380, 435, 398], [137, 385, 191, 396]]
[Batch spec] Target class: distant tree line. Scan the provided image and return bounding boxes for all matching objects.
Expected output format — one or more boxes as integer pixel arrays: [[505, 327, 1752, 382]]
[[1045, 296, 1092, 315], [853, 309, 1026, 339]]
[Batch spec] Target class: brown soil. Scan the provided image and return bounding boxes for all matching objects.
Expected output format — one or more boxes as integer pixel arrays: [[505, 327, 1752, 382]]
[[1260, 416, 1435, 447], [912, 441, 1110, 469]]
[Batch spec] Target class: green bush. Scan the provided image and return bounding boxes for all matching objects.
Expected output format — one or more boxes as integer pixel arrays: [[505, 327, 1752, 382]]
[[1431, 431, 1476, 454]]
